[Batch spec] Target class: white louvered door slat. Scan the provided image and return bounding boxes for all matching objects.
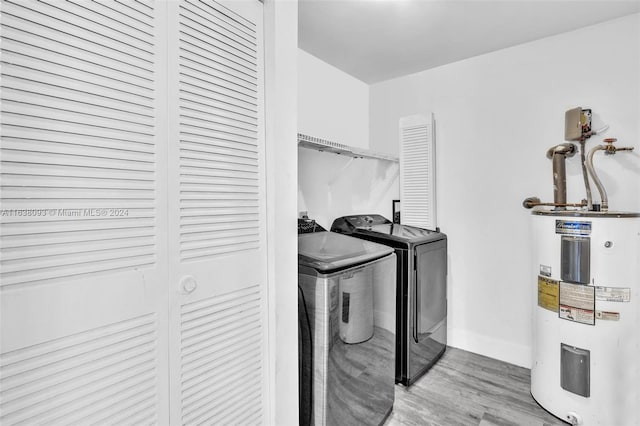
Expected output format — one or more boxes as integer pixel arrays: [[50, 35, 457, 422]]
[[1, 0, 268, 424], [0, 1, 169, 424], [399, 113, 438, 230], [167, 0, 268, 424]]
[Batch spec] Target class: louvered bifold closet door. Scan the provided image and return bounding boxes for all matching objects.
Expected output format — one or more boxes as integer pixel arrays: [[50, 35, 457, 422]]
[[399, 113, 437, 230], [166, 1, 267, 425], [0, 1, 169, 424]]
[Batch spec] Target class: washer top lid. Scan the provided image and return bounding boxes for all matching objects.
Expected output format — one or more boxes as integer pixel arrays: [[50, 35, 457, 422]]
[[298, 231, 394, 272], [358, 223, 445, 244]]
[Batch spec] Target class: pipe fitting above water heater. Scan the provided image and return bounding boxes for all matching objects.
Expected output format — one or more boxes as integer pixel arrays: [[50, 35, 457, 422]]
[[523, 142, 582, 210], [586, 138, 635, 212], [523, 107, 635, 212], [546, 143, 577, 210]]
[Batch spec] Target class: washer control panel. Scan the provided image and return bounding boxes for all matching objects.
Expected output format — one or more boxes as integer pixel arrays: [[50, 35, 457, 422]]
[[349, 215, 390, 227], [331, 214, 391, 233]]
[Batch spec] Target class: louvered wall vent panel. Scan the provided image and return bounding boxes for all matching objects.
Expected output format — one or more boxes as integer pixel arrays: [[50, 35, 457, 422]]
[[0, 313, 159, 425], [0, 0, 157, 287], [178, 0, 260, 262], [399, 114, 437, 230], [180, 285, 264, 425]]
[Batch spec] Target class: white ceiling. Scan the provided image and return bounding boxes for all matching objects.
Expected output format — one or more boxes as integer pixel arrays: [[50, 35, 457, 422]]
[[298, 0, 640, 84]]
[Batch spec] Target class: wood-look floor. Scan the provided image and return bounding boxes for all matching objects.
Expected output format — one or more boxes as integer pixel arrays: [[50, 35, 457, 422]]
[[385, 347, 567, 426]]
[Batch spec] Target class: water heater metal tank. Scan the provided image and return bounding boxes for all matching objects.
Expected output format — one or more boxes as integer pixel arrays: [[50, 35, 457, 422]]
[[531, 211, 640, 425]]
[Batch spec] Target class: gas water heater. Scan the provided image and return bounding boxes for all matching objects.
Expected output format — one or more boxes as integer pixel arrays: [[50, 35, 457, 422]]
[[524, 108, 640, 425]]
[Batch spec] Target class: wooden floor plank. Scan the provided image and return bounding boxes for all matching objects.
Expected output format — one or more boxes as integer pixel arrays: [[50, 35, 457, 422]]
[[385, 347, 567, 426]]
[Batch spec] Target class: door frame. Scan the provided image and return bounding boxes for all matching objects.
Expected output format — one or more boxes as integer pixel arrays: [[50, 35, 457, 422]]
[[263, 0, 299, 424]]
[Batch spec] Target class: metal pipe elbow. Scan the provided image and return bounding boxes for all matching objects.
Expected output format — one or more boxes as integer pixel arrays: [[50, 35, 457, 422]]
[[546, 143, 578, 159]]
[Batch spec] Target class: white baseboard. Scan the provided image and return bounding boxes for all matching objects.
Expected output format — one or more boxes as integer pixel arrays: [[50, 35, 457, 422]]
[[448, 328, 532, 369]]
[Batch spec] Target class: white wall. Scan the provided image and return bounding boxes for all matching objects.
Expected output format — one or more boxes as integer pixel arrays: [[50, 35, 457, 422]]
[[370, 14, 640, 367], [298, 49, 370, 149], [298, 148, 399, 229], [264, 1, 298, 424], [298, 49, 399, 228]]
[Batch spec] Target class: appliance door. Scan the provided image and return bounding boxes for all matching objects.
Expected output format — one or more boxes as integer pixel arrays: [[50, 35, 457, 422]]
[[408, 239, 447, 382], [298, 287, 314, 426], [394, 248, 409, 384], [325, 255, 397, 426]]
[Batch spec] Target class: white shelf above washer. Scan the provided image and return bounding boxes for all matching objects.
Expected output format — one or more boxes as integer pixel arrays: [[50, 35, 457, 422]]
[[297, 133, 399, 162]]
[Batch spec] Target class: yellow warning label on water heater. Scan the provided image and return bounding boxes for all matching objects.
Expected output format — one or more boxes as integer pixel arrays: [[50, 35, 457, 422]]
[[538, 276, 559, 312]]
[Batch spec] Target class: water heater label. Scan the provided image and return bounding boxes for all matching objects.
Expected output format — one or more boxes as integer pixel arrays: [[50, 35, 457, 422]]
[[559, 305, 595, 325], [539, 264, 552, 277], [555, 220, 592, 236], [596, 310, 620, 321], [559, 282, 595, 325], [538, 276, 559, 312], [595, 286, 631, 303]]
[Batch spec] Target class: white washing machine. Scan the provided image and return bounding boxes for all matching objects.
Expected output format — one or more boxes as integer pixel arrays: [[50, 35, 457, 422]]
[[530, 211, 640, 425]]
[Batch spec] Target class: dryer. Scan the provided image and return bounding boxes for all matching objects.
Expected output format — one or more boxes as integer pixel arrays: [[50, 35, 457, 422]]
[[298, 222, 396, 425], [331, 214, 447, 386]]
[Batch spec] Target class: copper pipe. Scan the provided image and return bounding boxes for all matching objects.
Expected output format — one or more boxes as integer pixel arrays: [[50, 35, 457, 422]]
[[546, 143, 577, 210], [522, 196, 587, 209]]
